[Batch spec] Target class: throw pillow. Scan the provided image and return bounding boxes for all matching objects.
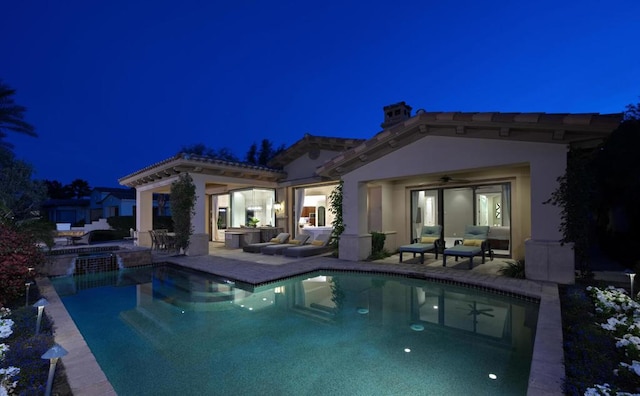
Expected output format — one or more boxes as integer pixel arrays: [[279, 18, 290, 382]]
[[463, 239, 483, 247], [311, 240, 325, 246], [420, 236, 437, 243]]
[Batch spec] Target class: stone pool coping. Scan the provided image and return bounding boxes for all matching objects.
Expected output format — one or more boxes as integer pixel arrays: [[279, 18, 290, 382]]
[[38, 251, 564, 395]]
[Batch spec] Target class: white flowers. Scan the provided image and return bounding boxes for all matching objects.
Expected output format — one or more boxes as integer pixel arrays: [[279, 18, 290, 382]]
[[587, 286, 640, 395], [0, 308, 19, 396]]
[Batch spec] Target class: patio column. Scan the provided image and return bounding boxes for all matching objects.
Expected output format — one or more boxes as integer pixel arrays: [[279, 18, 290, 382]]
[[188, 174, 209, 256], [339, 179, 371, 261], [525, 153, 575, 284], [136, 189, 154, 248]]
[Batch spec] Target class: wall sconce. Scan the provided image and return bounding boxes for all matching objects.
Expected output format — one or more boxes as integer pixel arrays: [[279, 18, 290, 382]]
[[273, 201, 284, 215]]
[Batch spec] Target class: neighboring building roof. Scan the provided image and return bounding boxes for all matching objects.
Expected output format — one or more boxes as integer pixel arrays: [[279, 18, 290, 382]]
[[317, 110, 624, 178], [268, 133, 366, 168], [94, 187, 136, 200], [41, 199, 90, 208], [118, 153, 288, 188]]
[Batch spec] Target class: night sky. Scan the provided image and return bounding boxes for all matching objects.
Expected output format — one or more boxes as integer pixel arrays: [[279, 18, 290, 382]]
[[3, 0, 639, 187]]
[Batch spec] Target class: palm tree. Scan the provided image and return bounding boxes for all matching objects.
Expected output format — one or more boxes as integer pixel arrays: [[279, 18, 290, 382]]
[[0, 80, 36, 152]]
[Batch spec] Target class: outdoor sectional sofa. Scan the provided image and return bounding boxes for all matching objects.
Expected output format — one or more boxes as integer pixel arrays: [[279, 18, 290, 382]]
[[282, 233, 332, 258], [242, 232, 290, 253], [261, 234, 310, 255]]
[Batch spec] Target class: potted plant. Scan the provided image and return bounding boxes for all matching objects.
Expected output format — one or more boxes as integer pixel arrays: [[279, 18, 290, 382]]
[[248, 217, 260, 228]]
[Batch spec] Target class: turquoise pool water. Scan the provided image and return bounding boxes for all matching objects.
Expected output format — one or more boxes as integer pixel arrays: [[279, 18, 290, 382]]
[[52, 264, 538, 395]]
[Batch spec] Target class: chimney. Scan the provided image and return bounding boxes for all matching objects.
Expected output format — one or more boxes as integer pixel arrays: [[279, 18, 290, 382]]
[[381, 101, 412, 129]]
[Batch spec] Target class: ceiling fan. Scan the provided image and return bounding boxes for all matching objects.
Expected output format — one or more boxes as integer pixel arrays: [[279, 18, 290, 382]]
[[425, 175, 471, 186]]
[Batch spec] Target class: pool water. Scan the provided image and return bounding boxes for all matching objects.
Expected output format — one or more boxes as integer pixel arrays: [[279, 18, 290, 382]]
[[52, 264, 538, 395]]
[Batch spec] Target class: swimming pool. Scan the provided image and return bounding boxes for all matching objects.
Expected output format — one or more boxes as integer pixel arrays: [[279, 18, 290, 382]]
[[51, 264, 538, 395]]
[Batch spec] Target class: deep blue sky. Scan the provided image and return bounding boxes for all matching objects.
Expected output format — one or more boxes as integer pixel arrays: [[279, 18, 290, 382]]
[[3, 1, 639, 188]]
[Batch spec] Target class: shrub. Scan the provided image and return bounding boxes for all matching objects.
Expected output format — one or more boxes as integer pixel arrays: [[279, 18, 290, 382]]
[[90, 229, 128, 242], [368, 231, 391, 260], [107, 216, 135, 232], [0, 226, 44, 306], [498, 260, 525, 279]]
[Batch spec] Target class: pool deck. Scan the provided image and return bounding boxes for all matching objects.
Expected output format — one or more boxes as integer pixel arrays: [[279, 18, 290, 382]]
[[38, 243, 565, 395]]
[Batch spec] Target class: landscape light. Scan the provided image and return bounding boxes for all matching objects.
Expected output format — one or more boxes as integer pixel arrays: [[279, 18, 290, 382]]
[[624, 269, 636, 299], [41, 344, 68, 396], [33, 298, 49, 334]]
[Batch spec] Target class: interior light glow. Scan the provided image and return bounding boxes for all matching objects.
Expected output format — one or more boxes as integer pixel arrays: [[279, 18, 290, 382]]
[[181, 310, 185, 314], [262, 297, 267, 301], [404, 348, 411, 353], [489, 373, 497, 380], [410, 324, 424, 331], [249, 307, 253, 311], [357, 308, 369, 314], [433, 305, 438, 309]]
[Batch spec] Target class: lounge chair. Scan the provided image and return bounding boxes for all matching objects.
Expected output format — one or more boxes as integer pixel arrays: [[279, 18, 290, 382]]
[[282, 233, 333, 258], [260, 234, 310, 255], [442, 225, 492, 269], [242, 232, 290, 253], [398, 225, 443, 264], [71, 231, 92, 245]]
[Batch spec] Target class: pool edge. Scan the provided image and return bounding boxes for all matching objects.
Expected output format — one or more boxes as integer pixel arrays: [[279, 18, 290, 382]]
[[36, 277, 117, 396]]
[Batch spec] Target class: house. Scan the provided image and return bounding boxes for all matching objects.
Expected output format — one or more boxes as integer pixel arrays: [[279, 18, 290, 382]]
[[41, 198, 90, 225], [316, 102, 622, 283], [118, 134, 361, 253], [119, 102, 622, 283], [89, 187, 171, 222]]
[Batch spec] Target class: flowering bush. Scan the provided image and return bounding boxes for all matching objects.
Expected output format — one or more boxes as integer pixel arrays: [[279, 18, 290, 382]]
[[0, 308, 19, 396], [0, 225, 44, 306], [585, 286, 640, 395]]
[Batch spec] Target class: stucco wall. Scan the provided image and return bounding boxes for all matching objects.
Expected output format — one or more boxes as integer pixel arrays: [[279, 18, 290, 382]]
[[340, 135, 569, 281]]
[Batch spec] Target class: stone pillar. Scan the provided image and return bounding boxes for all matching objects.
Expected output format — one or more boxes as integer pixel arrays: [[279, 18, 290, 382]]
[[525, 239, 575, 284]]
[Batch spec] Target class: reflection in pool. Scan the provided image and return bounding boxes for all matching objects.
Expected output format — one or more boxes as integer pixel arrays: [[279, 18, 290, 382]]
[[52, 264, 538, 395]]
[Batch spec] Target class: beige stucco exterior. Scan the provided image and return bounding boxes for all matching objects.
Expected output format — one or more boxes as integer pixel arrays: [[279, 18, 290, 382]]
[[120, 104, 622, 284]]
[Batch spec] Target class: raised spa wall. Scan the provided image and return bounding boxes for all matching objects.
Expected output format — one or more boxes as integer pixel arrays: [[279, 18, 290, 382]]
[[41, 247, 153, 277]]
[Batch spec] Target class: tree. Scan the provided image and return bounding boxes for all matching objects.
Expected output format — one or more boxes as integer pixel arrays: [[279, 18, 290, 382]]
[[0, 149, 47, 224], [0, 149, 52, 248], [545, 99, 640, 272], [0, 80, 36, 153], [246, 139, 286, 166], [180, 143, 239, 162], [66, 179, 91, 199], [44, 179, 71, 199], [245, 142, 258, 164], [170, 173, 196, 254], [624, 100, 640, 121]]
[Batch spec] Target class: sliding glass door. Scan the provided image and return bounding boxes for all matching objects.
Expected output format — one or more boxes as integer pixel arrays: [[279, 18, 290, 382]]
[[411, 183, 511, 256]]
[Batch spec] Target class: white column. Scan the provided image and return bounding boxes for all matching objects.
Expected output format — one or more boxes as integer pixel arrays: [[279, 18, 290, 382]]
[[339, 178, 371, 261], [187, 174, 209, 256], [136, 189, 154, 248]]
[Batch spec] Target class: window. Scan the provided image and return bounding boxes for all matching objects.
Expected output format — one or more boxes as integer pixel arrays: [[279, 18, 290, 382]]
[[230, 188, 276, 227]]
